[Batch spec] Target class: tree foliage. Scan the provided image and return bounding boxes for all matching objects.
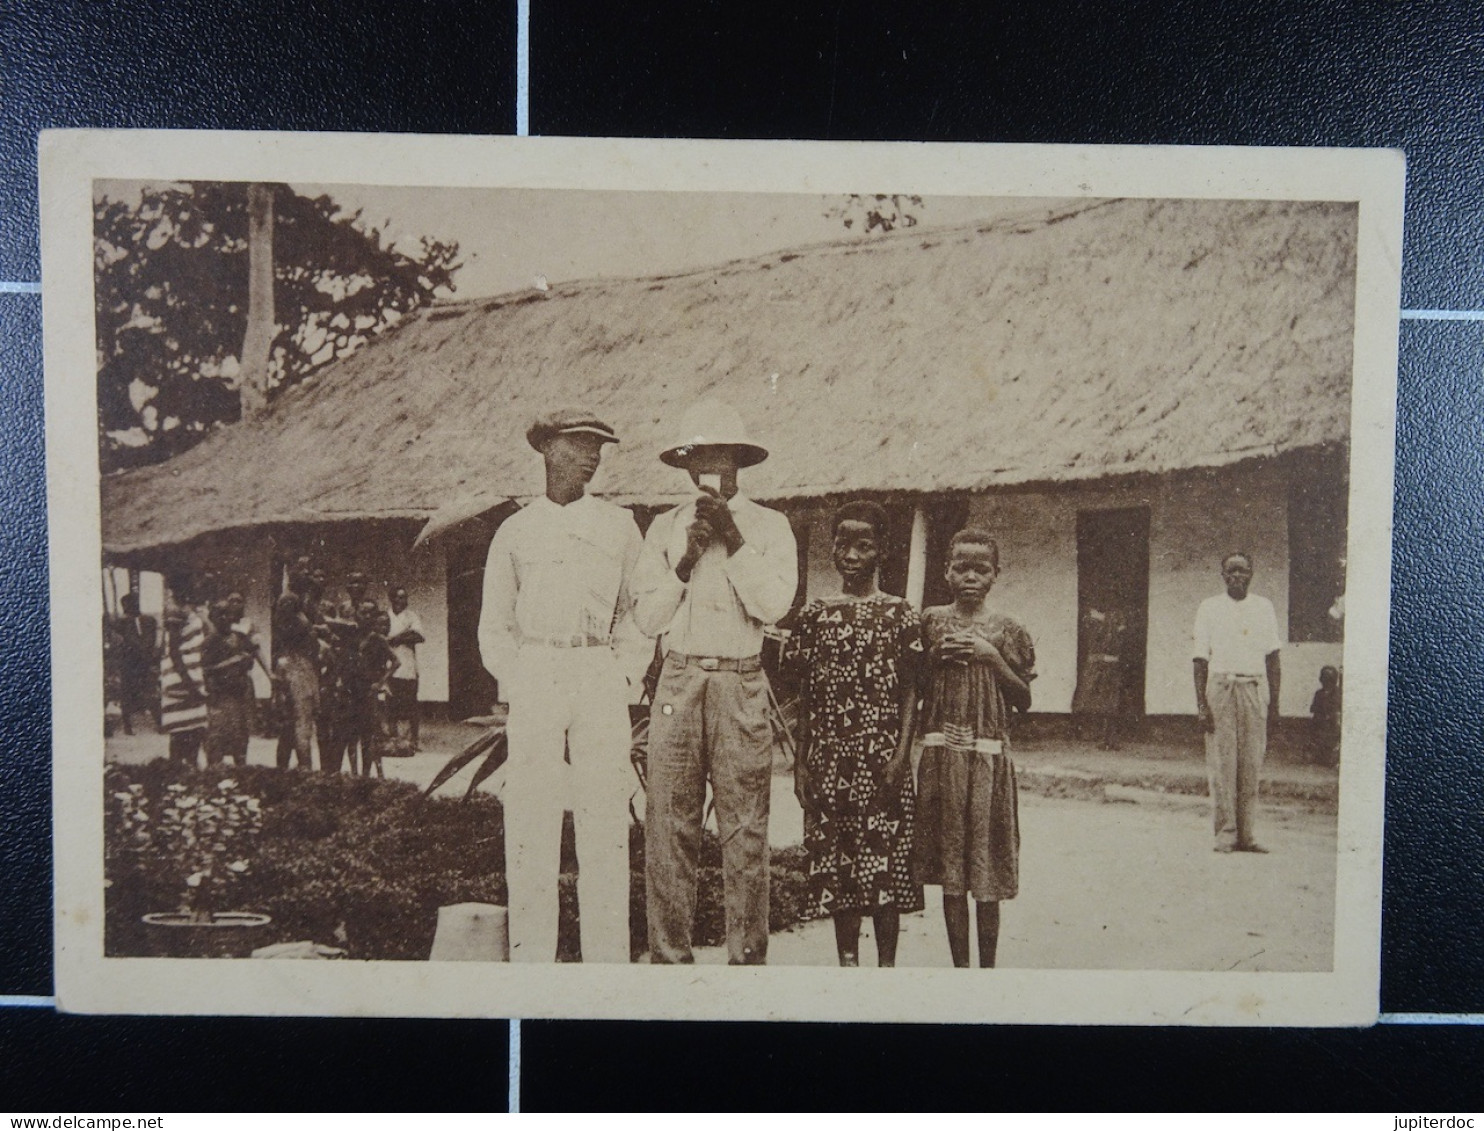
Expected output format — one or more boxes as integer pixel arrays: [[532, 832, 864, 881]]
[[824, 193, 925, 235], [95, 182, 460, 470]]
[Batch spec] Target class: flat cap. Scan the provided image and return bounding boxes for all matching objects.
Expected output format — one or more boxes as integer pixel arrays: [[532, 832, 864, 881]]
[[526, 408, 620, 451]]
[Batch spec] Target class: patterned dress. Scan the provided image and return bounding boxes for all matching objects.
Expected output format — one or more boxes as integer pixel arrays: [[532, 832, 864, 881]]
[[159, 610, 208, 736], [783, 594, 925, 917], [913, 605, 1036, 902]]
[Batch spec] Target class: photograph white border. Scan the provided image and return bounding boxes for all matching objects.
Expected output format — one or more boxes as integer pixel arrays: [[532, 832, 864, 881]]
[[44, 131, 1403, 1023]]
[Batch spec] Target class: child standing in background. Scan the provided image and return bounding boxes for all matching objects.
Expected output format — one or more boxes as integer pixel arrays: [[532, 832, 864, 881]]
[[914, 528, 1036, 969], [345, 602, 397, 777], [1310, 665, 1342, 766]]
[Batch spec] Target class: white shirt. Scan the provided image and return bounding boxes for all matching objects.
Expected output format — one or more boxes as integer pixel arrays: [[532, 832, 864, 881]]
[[633, 493, 797, 658], [387, 607, 424, 680], [1192, 592, 1283, 675], [477, 493, 645, 685]]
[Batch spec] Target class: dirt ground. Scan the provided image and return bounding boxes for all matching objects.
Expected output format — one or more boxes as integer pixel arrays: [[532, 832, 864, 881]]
[[105, 719, 1337, 972], [745, 790, 1336, 971]]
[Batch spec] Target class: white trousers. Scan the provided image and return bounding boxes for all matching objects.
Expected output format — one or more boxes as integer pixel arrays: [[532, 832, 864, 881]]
[[503, 646, 633, 963]]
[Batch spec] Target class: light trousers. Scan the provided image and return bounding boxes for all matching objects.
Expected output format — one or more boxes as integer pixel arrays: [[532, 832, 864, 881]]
[[1204, 672, 1268, 848], [503, 645, 633, 963], [645, 655, 774, 965]]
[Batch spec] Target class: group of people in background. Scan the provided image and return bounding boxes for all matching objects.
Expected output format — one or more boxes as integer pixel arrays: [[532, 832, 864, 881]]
[[268, 564, 425, 776], [114, 564, 423, 776], [152, 588, 268, 768]]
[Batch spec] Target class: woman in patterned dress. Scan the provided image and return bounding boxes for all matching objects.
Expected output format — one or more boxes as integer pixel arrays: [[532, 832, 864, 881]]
[[159, 579, 209, 767], [914, 528, 1035, 968], [784, 501, 924, 967]]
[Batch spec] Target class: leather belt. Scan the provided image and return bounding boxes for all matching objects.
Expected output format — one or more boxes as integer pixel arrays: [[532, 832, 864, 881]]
[[668, 652, 762, 673]]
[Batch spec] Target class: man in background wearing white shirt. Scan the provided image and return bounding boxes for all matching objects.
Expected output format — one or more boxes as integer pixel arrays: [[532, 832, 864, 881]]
[[386, 586, 425, 750], [1192, 552, 1283, 853], [634, 399, 798, 965], [478, 409, 645, 963]]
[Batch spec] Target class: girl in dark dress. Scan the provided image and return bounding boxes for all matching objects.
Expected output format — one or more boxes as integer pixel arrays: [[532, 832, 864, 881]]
[[347, 601, 398, 778], [914, 528, 1035, 968], [784, 501, 924, 967]]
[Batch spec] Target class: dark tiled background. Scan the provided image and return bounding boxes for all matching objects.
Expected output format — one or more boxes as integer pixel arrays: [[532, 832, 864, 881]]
[[3, 0, 1482, 1110], [532, 1, 1484, 312]]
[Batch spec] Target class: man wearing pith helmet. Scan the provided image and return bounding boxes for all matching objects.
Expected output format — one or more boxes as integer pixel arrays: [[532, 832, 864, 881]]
[[634, 398, 798, 964], [478, 407, 645, 963]]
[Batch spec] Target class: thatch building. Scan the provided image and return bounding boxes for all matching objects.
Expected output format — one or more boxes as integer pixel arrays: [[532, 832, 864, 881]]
[[102, 196, 1355, 721]]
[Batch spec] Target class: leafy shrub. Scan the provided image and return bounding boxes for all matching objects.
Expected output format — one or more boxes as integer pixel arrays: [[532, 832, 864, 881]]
[[111, 777, 263, 919], [106, 760, 813, 961], [106, 762, 504, 959]]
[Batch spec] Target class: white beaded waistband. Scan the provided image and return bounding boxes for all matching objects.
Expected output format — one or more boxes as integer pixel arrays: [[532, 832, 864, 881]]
[[922, 732, 1003, 755]]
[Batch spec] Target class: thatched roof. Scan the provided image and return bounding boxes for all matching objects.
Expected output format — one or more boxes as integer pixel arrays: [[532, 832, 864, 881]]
[[101, 196, 1357, 555]]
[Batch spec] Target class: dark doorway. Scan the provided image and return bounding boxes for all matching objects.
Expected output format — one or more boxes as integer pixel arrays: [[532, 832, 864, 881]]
[[922, 496, 971, 609], [1286, 451, 1348, 644], [877, 499, 916, 599], [1075, 507, 1151, 719]]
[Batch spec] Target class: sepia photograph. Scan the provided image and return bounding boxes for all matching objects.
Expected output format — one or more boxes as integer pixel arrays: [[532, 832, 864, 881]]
[[44, 133, 1402, 1024]]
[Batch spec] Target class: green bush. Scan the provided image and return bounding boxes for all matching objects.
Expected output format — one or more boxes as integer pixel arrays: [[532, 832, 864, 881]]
[[105, 760, 815, 961]]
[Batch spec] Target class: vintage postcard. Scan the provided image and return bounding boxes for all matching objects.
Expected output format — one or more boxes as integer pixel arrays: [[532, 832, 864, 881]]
[[44, 132, 1402, 1023]]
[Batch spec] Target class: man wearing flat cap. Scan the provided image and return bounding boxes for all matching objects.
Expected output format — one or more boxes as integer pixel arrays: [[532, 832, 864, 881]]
[[478, 407, 645, 963], [634, 398, 798, 964]]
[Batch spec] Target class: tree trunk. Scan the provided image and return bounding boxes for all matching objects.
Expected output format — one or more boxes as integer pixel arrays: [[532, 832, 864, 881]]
[[239, 183, 276, 421]]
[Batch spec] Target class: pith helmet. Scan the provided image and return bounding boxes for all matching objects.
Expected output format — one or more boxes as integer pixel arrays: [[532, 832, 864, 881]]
[[658, 398, 769, 468], [526, 408, 620, 452]]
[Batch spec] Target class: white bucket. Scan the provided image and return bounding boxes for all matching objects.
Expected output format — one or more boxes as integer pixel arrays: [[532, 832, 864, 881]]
[[429, 902, 510, 962]]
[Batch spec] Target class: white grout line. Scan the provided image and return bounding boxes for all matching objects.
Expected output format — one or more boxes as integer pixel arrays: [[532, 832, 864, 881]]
[[1401, 309, 1484, 321], [516, 0, 530, 137], [0, 281, 41, 294], [1379, 1012, 1484, 1025], [0, 995, 54, 1008], [509, 1017, 522, 1112]]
